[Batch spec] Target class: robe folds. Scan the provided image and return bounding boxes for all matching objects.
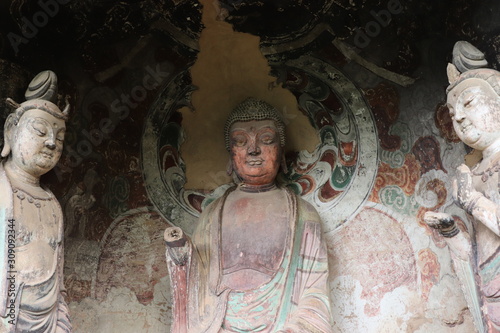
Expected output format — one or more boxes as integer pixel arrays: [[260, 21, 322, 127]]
[[173, 186, 332, 333], [0, 163, 71, 333], [470, 153, 500, 331]]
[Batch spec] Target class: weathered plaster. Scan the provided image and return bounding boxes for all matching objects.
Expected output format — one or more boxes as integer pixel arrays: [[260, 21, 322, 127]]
[[180, 0, 319, 190], [69, 283, 172, 333]]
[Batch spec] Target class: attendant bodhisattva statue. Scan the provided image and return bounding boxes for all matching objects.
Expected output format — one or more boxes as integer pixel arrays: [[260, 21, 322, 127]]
[[0, 71, 72, 332], [425, 42, 500, 332]]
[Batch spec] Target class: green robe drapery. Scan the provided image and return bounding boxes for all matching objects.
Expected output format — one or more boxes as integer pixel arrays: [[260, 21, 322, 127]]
[[181, 187, 332, 333]]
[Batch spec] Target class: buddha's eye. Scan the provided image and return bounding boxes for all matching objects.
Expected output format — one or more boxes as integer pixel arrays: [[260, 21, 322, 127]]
[[232, 135, 247, 147], [260, 134, 275, 145]]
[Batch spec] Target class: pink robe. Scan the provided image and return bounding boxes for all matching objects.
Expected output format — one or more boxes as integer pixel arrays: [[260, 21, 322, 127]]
[[167, 187, 332, 333]]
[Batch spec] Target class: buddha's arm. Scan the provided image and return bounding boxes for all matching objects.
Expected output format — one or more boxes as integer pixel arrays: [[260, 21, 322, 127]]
[[164, 226, 193, 333], [455, 164, 500, 237], [56, 242, 72, 333], [279, 218, 333, 333]]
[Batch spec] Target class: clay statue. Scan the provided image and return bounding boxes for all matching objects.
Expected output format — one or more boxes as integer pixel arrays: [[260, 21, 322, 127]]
[[164, 98, 332, 332], [424, 41, 500, 332], [0, 71, 72, 332]]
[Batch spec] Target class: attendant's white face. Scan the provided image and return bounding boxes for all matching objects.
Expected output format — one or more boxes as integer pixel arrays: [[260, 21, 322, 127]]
[[8, 109, 65, 177], [447, 78, 500, 151]]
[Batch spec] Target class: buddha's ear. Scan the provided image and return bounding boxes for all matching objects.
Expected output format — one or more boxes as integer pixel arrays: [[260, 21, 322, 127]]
[[226, 159, 233, 176], [447, 63, 460, 85], [280, 153, 288, 174], [1, 114, 16, 158]]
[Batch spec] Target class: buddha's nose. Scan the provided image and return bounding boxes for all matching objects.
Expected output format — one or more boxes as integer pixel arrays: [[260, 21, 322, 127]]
[[248, 143, 261, 156]]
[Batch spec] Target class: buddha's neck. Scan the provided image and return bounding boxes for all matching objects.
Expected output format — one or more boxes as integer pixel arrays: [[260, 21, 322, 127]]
[[238, 182, 277, 193]]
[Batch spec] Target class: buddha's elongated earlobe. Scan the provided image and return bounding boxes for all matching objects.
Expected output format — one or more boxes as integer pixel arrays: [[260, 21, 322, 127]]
[[281, 153, 288, 174], [226, 159, 233, 176]]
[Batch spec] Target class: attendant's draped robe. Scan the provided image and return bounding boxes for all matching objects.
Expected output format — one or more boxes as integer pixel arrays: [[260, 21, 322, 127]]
[[469, 153, 500, 331], [0, 163, 71, 333]]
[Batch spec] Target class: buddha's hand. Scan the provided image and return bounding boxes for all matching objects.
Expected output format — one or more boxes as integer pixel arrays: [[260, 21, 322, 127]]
[[164, 226, 190, 265], [453, 164, 483, 214], [164, 227, 187, 248], [423, 211, 459, 237]]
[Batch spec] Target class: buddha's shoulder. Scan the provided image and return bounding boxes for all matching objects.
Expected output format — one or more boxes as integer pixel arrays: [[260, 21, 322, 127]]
[[290, 192, 322, 223]]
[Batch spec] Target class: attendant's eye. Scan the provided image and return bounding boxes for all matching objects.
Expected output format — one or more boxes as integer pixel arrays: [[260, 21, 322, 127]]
[[464, 97, 474, 108], [56, 130, 65, 143], [31, 124, 46, 136]]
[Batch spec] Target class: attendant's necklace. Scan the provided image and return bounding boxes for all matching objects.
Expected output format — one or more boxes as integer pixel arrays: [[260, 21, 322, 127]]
[[471, 156, 500, 182]]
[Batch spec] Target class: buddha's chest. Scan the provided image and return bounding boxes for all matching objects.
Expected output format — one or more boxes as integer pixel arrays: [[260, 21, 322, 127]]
[[220, 189, 290, 290]]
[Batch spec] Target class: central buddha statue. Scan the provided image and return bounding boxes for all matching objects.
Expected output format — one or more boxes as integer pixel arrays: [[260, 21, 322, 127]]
[[165, 98, 332, 333]]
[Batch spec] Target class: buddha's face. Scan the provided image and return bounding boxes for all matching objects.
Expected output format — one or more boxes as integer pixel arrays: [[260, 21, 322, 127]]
[[447, 78, 500, 151], [7, 109, 65, 177], [229, 119, 281, 186]]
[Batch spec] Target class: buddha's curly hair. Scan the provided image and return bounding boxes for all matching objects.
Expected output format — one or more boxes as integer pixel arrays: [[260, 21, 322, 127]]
[[224, 98, 286, 151]]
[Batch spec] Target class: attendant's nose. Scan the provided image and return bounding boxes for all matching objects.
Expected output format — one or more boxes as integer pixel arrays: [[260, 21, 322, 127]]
[[45, 136, 56, 150], [454, 108, 466, 122]]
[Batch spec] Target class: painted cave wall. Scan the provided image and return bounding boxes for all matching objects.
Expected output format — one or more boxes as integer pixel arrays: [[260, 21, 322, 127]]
[[1, 0, 499, 331]]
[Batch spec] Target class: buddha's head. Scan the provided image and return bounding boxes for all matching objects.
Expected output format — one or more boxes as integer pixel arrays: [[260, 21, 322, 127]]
[[2, 70, 68, 178], [224, 98, 286, 186]]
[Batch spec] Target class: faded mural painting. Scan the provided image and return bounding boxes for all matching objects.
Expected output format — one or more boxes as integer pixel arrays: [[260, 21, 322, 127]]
[[63, 59, 475, 331]]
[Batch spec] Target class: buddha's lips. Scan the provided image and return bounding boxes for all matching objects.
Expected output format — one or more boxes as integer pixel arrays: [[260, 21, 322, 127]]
[[247, 159, 263, 166]]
